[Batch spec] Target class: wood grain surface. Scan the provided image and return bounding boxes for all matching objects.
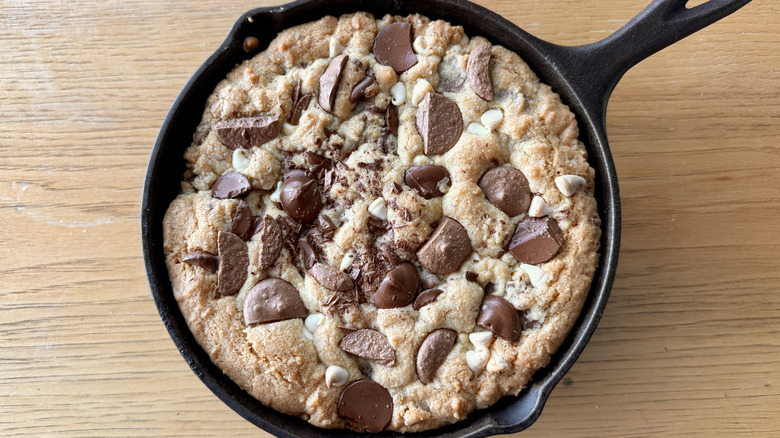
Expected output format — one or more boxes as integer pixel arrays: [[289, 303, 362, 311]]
[[1, 0, 778, 436]]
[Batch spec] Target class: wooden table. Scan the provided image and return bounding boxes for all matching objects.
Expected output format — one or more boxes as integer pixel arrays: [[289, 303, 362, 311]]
[[2, 0, 778, 436]]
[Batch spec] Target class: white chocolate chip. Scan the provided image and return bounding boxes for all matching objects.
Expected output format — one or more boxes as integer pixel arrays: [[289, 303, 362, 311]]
[[469, 331, 493, 350], [466, 349, 489, 373], [467, 122, 491, 136], [325, 365, 349, 388], [390, 81, 406, 106], [487, 350, 509, 373], [411, 79, 433, 105], [269, 181, 283, 203], [412, 36, 425, 54], [282, 122, 297, 136], [368, 197, 387, 220], [555, 175, 586, 197], [302, 327, 313, 340], [304, 313, 324, 334], [520, 263, 550, 288], [459, 35, 470, 46], [329, 36, 343, 58], [340, 250, 356, 271], [232, 148, 250, 173], [480, 109, 504, 130], [528, 196, 553, 217]]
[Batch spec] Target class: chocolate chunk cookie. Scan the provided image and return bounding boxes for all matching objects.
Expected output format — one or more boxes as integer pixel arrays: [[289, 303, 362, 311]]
[[163, 12, 599, 434]]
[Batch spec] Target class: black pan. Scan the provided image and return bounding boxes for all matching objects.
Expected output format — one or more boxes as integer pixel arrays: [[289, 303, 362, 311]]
[[141, 0, 750, 436]]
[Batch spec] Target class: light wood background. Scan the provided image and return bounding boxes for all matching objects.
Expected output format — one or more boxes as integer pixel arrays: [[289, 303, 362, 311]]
[[2, 0, 778, 436]]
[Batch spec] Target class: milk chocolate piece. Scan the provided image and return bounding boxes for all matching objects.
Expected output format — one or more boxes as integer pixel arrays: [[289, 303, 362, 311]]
[[299, 240, 318, 271], [372, 262, 420, 309], [291, 78, 302, 108], [290, 94, 312, 125], [467, 42, 494, 101], [339, 329, 396, 366], [258, 216, 283, 270], [508, 217, 563, 264], [319, 54, 348, 113], [280, 170, 322, 223], [405, 165, 449, 199], [416, 217, 471, 275], [372, 22, 418, 73], [181, 251, 217, 273], [214, 116, 280, 149], [310, 262, 354, 291], [413, 288, 443, 310], [243, 278, 307, 325], [476, 295, 522, 342], [217, 231, 248, 296], [385, 103, 399, 136], [337, 380, 393, 433], [229, 200, 252, 236], [350, 74, 375, 103], [415, 93, 463, 155], [416, 328, 457, 383], [316, 214, 336, 240], [478, 166, 531, 216], [211, 172, 251, 199]]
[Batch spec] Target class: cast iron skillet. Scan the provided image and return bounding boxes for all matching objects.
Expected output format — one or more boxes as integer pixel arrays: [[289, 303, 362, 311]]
[[142, 0, 750, 436]]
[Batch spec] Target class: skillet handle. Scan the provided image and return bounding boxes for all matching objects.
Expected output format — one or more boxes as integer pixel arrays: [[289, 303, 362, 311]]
[[545, 0, 752, 126]]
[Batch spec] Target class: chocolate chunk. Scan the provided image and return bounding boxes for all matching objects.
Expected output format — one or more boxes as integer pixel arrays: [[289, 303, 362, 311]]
[[416, 217, 472, 275], [373, 22, 418, 73], [478, 166, 531, 216], [465, 271, 478, 282], [413, 288, 443, 310], [385, 103, 399, 136], [258, 215, 283, 270], [416, 328, 457, 384], [476, 295, 522, 342], [337, 380, 393, 433], [217, 231, 248, 296], [211, 172, 251, 199], [404, 165, 449, 199], [289, 94, 312, 125], [305, 152, 325, 165], [350, 74, 375, 103], [242, 216, 264, 241], [316, 214, 336, 240], [467, 42, 494, 101], [214, 116, 280, 149], [379, 243, 401, 266], [299, 240, 318, 271], [391, 181, 402, 194], [415, 93, 463, 155], [181, 251, 217, 273], [280, 170, 322, 223], [338, 329, 396, 366], [508, 217, 563, 264], [193, 127, 210, 145], [229, 200, 252, 236], [291, 78, 302, 109], [310, 262, 354, 291], [243, 278, 307, 325], [372, 262, 419, 309], [318, 54, 348, 113]]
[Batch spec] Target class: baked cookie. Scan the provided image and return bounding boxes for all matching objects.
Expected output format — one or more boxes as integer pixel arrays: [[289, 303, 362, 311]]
[[163, 12, 600, 433]]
